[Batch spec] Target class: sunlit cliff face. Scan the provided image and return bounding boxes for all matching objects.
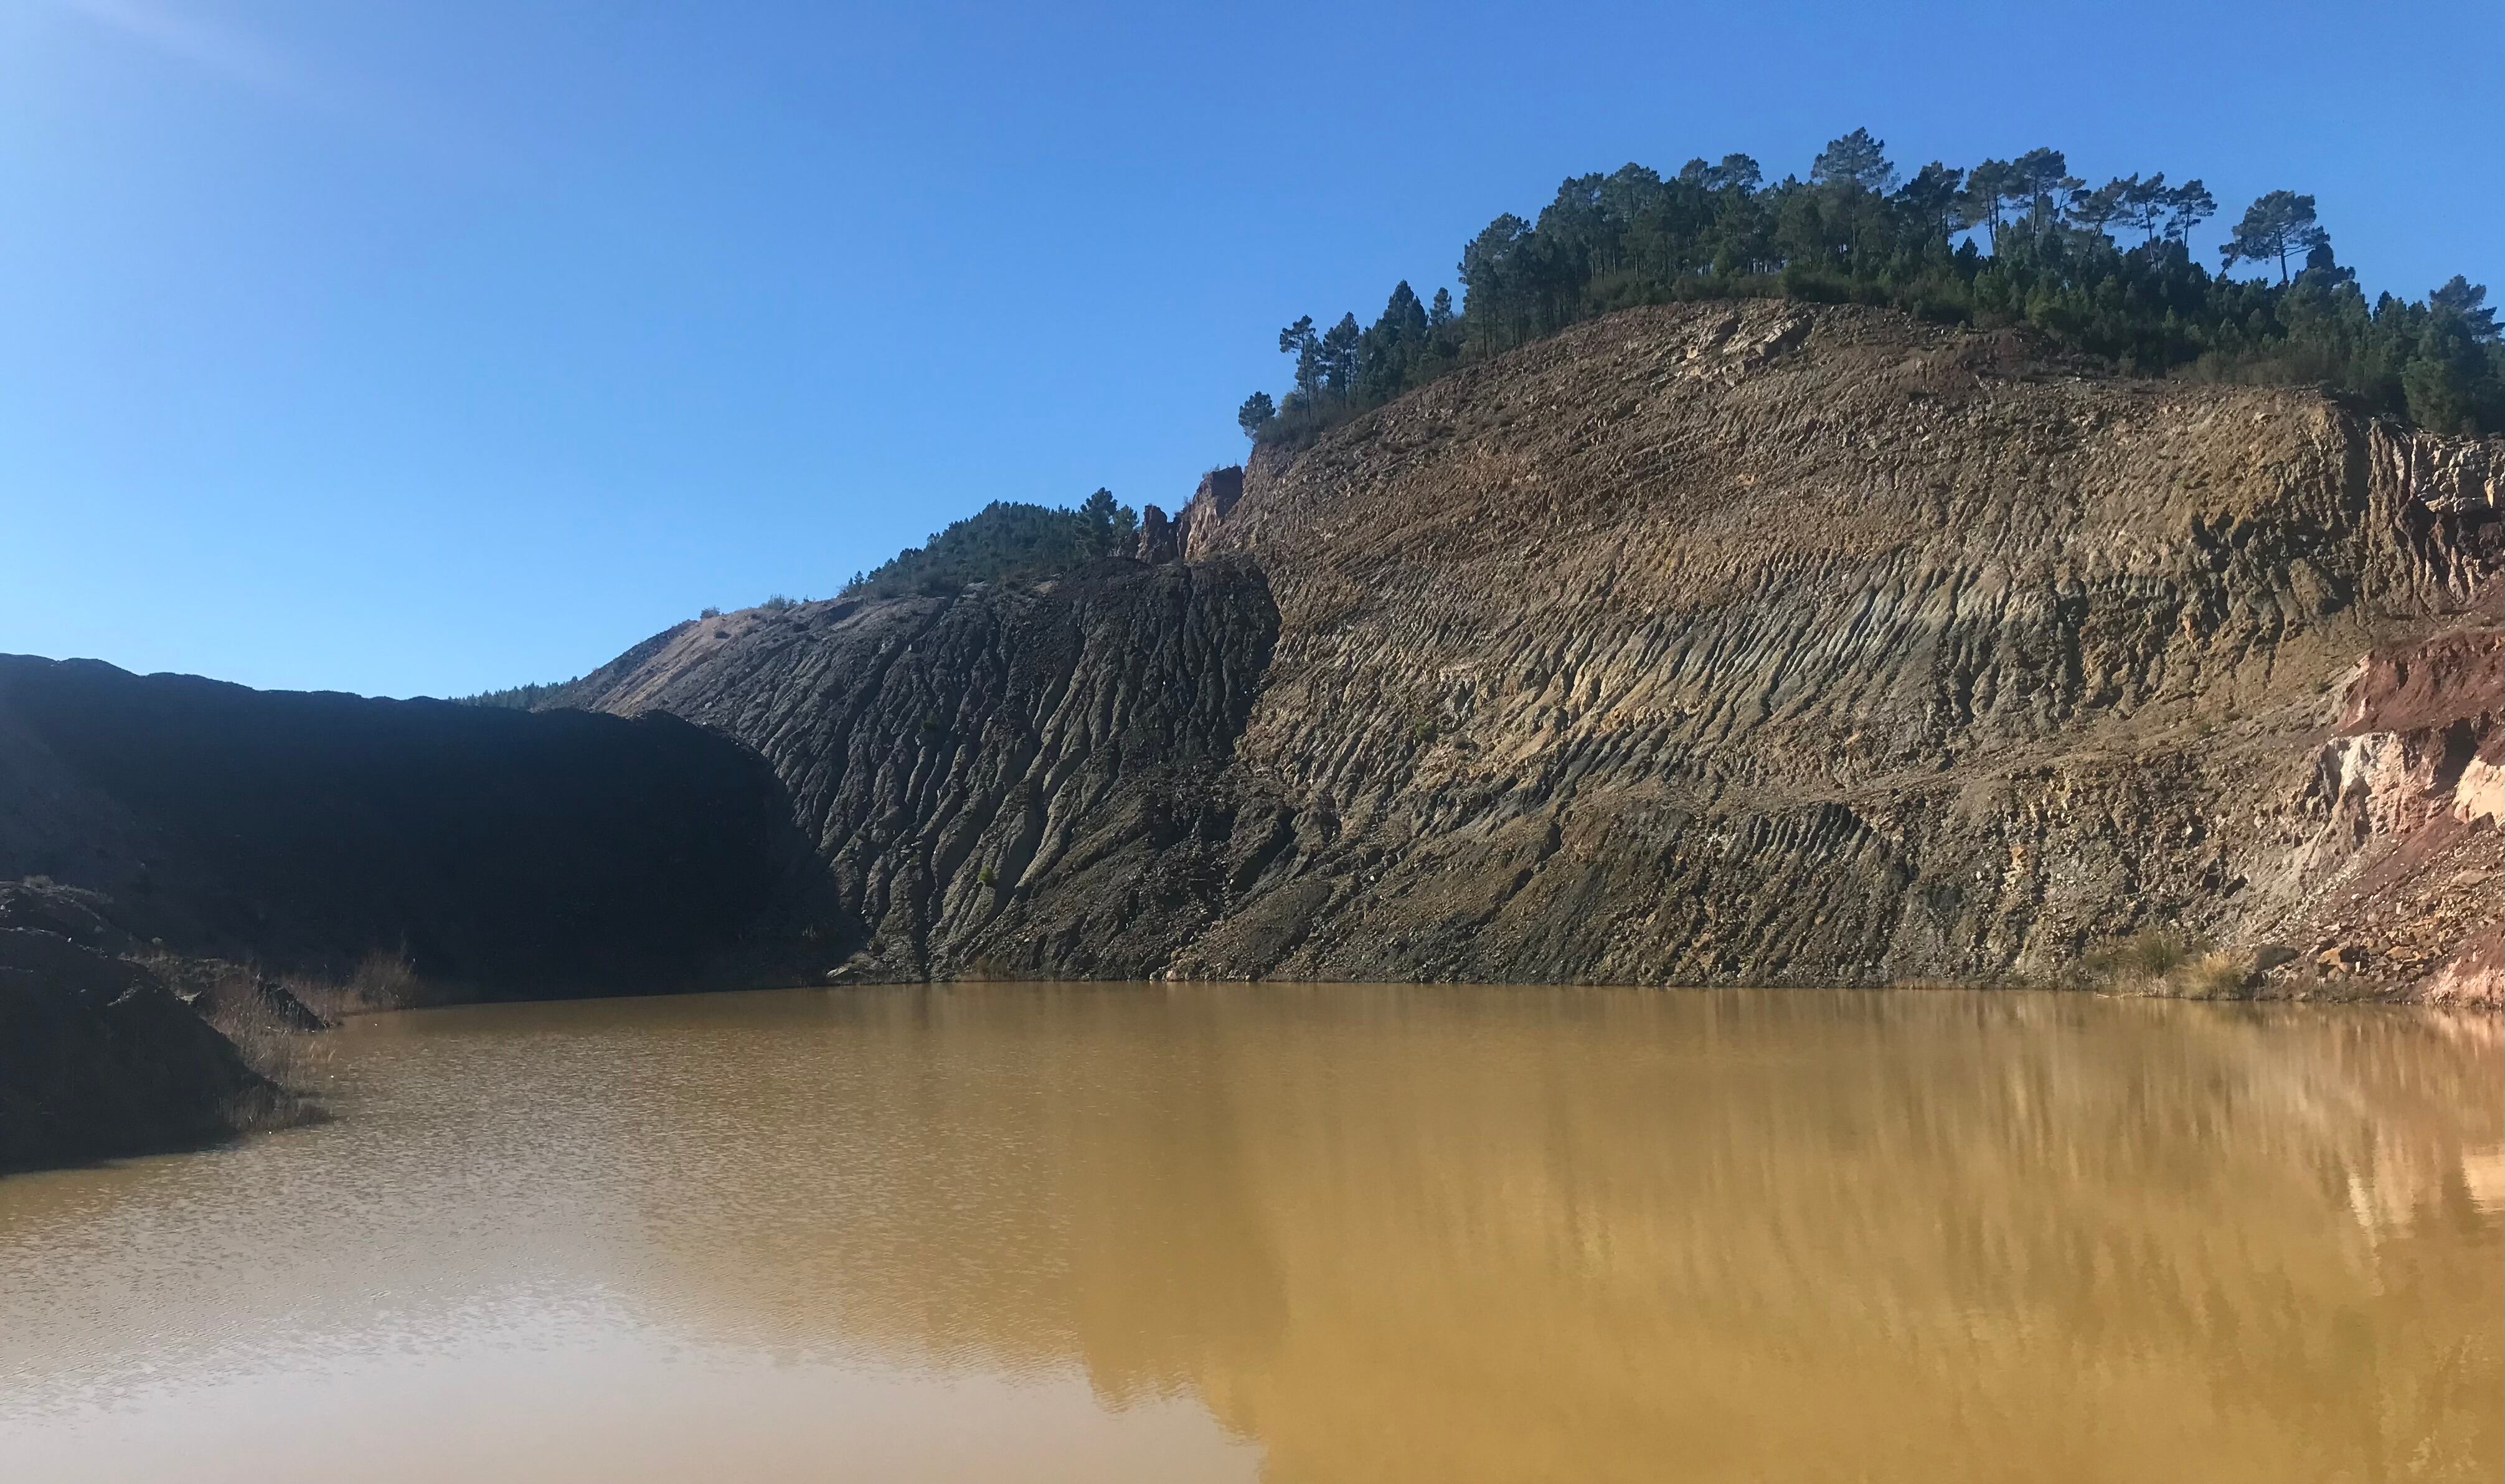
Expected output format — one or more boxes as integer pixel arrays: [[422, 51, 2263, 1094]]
[[5, 988, 2497, 1484]]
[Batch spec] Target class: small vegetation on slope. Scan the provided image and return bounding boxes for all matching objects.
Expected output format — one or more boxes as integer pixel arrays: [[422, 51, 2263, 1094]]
[[839, 489, 1139, 599], [1240, 128, 2503, 447], [453, 679, 578, 709]]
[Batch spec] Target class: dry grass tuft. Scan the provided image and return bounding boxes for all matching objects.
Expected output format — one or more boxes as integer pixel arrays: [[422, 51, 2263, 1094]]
[[2078, 928, 2257, 999], [283, 950, 430, 1019], [2179, 951, 2255, 1000], [134, 947, 440, 1092], [211, 990, 337, 1091]]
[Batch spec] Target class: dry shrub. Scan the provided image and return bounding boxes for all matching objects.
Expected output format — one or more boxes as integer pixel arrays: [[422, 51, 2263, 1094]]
[[283, 950, 431, 1020], [2118, 928, 2195, 979], [133, 947, 436, 1093], [2079, 928, 2255, 999], [209, 988, 337, 1091], [2180, 951, 2255, 1000], [351, 949, 423, 1006]]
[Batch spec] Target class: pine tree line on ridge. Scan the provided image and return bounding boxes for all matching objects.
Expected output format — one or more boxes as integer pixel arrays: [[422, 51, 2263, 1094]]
[[1238, 129, 2503, 447]]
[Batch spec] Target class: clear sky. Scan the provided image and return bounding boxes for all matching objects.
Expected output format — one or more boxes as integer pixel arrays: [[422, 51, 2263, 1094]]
[[4, 0, 2498, 697]]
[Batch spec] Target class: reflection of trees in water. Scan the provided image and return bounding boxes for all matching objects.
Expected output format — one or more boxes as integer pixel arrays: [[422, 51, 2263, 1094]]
[[630, 988, 2502, 1484]]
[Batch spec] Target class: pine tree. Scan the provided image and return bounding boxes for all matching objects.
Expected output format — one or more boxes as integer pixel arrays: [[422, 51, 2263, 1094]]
[[1811, 128, 1894, 192], [2163, 180, 2215, 244], [1237, 391, 1276, 439], [1232, 135, 2498, 441], [2120, 172, 2169, 243], [2010, 148, 2078, 229], [1896, 162, 1965, 237], [2220, 191, 2329, 282], [1278, 316, 1321, 398], [1319, 314, 1362, 399]]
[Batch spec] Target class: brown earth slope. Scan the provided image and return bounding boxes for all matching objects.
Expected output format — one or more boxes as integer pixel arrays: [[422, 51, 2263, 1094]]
[[568, 303, 2501, 1000]]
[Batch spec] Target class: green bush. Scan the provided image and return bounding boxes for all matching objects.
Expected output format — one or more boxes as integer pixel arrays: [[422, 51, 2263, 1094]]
[[843, 492, 1139, 600]]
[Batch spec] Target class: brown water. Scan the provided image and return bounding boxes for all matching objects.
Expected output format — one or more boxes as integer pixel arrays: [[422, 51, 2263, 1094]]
[[1, 986, 2498, 1483]]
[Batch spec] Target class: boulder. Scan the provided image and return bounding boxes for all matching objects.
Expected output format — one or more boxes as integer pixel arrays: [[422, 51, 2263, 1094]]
[[0, 928, 295, 1174]]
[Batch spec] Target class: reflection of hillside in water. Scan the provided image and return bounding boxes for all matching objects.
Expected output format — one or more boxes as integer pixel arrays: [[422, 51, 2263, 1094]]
[[627, 988, 2503, 1484]]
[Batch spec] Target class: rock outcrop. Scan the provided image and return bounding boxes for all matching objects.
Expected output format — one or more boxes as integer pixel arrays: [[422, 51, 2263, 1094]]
[[0, 927, 294, 1173], [2262, 620, 2502, 1002], [573, 303, 2501, 997]]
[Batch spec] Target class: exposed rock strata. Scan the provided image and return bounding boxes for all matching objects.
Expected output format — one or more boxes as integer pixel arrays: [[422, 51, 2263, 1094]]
[[560, 559, 1278, 979], [575, 303, 2500, 997]]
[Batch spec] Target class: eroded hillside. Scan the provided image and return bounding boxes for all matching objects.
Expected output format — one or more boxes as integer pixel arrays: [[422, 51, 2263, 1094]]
[[561, 558, 1278, 979], [574, 303, 2499, 999]]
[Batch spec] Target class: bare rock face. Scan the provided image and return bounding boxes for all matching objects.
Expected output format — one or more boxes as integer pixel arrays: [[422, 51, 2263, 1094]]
[[2261, 622, 2502, 1003], [578, 303, 2499, 995], [562, 558, 1279, 979], [1134, 504, 1181, 565], [1174, 466, 1244, 563]]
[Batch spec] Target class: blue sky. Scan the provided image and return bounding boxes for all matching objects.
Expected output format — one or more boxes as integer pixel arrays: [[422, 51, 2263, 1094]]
[[4, 0, 2498, 697]]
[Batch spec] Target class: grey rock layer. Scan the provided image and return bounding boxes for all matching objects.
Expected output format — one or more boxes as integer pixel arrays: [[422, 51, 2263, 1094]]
[[562, 558, 1278, 979]]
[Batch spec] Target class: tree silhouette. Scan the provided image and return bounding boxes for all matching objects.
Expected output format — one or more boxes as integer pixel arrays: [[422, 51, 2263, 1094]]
[[1704, 154, 1762, 194], [1234, 133, 2499, 444], [1897, 162, 1965, 237], [1237, 391, 1276, 440], [2120, 173, 2169, 243], [1320, 313, 1362, 397], [1811, 128, 1895, 192], [2069, 177, 2130, 239], [1278, 316, 1321, 400], [2010, 148, 2079, 229], [1958, 159, 2013, 236], [2220, 190, 2328, 281], [2163, 180, 2216, 243]]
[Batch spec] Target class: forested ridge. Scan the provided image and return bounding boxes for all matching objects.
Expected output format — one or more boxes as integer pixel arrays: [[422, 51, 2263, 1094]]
[[838, 489, 1139, 598], [455, 132, 2498, 706], [1238, 129, 2504, 446]]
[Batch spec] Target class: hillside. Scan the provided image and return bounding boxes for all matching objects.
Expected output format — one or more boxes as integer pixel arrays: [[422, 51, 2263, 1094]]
[[3, 302, 2492, 1020], [565, 302, 2501, 1000], [0, 657, 819, 993]]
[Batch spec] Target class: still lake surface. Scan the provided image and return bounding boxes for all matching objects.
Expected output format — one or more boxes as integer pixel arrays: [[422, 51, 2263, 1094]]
[[1, 985, 2498, 1483]]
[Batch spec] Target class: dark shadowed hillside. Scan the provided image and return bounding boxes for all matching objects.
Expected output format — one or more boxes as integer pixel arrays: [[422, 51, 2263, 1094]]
[[0, 656, 823, 995]]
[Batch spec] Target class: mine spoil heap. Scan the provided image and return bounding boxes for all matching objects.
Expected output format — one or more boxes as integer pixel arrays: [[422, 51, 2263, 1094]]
[[563, 303, 2500, 1002]]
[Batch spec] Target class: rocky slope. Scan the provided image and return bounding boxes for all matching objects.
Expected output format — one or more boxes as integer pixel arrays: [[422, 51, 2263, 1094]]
[[569, 303, 2501, 1000], [0, 923, 295, 1173], [557, 558, 1278, 980]]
